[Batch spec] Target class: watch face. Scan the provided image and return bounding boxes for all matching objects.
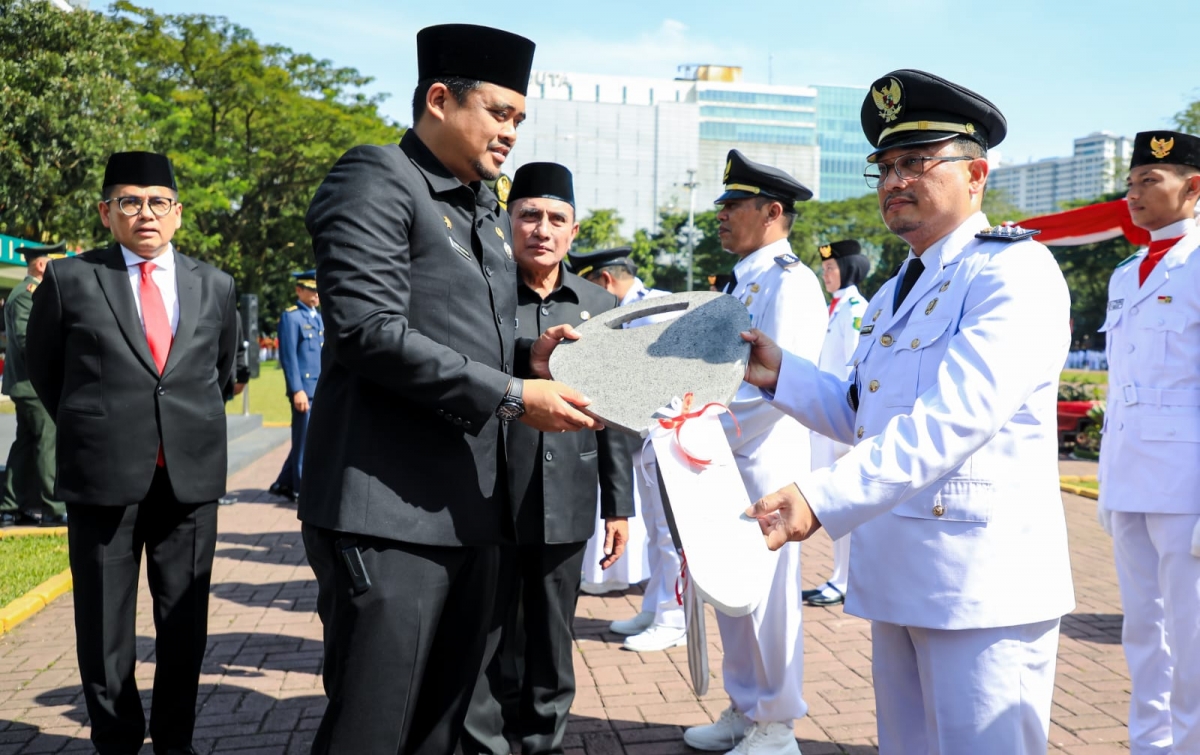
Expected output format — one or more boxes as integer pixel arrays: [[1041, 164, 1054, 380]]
[[497, 401, 524, 421]]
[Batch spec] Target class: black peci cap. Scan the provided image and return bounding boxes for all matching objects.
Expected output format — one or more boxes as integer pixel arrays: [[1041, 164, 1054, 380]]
[[509, 162, 574, 207], [103, 151, 177, 189], [417, 24, 536, 96], [861, 70, 1006, 162], [1130, 130, 1200, 171], [568, 246, 633, 278], [715, 150, 813, 204]]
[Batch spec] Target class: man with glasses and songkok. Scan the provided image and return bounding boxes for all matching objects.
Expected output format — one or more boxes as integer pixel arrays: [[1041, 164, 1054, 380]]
[[300, 24, 600, 755], [740, 70, 1075, 752], [27, 151, 242, 755]]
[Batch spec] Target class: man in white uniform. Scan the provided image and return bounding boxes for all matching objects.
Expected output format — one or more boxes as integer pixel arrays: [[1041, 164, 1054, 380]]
[[572, 247, 686, 651], [804, 240, 870, 608], [682, 151, 825, 755], [741, 69, 1075, 753], [1097, 129, 1200, 755]]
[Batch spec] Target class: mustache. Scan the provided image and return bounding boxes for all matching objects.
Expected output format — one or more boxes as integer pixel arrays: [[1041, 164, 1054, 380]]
[[884, 191, 917, 207]]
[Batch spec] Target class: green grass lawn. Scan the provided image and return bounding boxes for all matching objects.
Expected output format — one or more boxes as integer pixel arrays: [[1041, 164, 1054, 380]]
[[1062, 370, 1108, 386], [1071, 479, 1100, 491], [0, 534, 69, 607], [227, 359, 293, 424]]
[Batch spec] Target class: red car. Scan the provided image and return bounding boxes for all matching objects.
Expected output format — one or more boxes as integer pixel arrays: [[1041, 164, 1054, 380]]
[[1057, 399, 1100, 450]]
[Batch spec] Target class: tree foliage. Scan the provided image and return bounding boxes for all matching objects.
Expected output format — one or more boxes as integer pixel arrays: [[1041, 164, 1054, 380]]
[[110, 2, 404, 320], [0, 0, 145, 242]]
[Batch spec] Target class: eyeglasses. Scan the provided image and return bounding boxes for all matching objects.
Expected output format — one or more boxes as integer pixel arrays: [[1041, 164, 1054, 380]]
[[103, 196, 177, 217], [864, 154, 974, 189]]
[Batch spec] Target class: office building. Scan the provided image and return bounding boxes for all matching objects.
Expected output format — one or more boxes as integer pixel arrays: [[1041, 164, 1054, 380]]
[[814, 85, 874, 202], [990, 132, 1134, 215]]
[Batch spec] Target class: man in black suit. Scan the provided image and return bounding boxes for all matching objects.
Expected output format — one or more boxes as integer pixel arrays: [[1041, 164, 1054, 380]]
[[301, 25, 600, 755], [462, 163, 636, 755], [26, 151, 240, 755]]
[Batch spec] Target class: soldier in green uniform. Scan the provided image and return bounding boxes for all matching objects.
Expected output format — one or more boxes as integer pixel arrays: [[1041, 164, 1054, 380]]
[[1, 243, 68, 527]]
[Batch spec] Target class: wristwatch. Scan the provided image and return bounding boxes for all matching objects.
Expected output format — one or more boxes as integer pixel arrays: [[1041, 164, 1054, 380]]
[[495, 377, 525, 421]]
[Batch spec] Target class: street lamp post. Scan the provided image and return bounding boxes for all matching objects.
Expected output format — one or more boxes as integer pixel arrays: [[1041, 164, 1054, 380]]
[[683, 169, 698, 291]]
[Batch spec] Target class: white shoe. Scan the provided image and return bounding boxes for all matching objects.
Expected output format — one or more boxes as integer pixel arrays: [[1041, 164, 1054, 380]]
[[580, 580, 629, 595], [609, 611, 654, 635], [622, 623, 686, 652], [730, 721, 799, 755], [684, 706, 750, 751]]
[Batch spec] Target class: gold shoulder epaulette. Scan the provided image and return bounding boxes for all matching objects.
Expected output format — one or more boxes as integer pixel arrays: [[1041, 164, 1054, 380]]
[[285, 305, 298, 312]]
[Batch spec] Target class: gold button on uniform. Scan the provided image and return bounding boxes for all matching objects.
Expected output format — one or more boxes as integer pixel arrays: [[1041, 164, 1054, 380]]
[[939, 281, 951, 292], [925, 298, 938, 315], [857, 426, 865, 439], [911, 338, 921, 348], [868, 379, 879, 393], [932, 503, 946, 517], [880, 334, 894, 347]]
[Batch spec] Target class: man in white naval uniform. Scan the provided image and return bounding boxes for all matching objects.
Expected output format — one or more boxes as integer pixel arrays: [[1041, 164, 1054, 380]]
[[572, 247, 687, 651], [741, 69, 1075, 754], [804, 239, 870, 608], [1097, 129, 1200, 755], [682, 150, 825, 755]]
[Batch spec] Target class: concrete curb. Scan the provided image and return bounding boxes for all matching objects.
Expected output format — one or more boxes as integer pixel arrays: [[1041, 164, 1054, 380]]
[[1060, 475, 1099, 500], [0, 568, 72, 635]]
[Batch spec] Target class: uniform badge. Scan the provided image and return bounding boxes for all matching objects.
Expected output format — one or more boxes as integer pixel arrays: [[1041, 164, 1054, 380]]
[[819, 245, 832, 259], [1108, 299, 1123, 311], [26, 282, 37, 293], [750, 283, 760, 293], [860, 324, 873, 335], [976, 224, 1039, 242], [853, 316, 862, 331], [443, 216, 452, 229], [870, 77, 903, 123], [939, 281, 951, 292], [580, 311, 590, 321], [723, 158, 732, 183], [1150, 136, 1174, 159], [872, 309, 881, 322], [503, 242, 513, 259], [496, 173, 512, 205], [495, 227, 504, 239], [448, 235, 472, 260], [925, 298, 938, 315], [1158, 295, 1173, 304], [773, 253, 800, 269]]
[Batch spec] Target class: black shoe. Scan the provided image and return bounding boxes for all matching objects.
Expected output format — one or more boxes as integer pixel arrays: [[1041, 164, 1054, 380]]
[[800, 587, 823, 601], [40, 513, 68, 527], [268, 482, 294, 500], [1, 511, 42, 527], [805, 587, 845, 607]]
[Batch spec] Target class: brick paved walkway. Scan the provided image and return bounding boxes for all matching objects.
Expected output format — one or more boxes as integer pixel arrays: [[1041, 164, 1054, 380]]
[[0, 452, 1130, 754]]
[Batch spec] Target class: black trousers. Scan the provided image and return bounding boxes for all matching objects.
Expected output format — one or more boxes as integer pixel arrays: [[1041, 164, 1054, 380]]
[[303, 524, 500, 755], [462, 541, 587, 755], [67, 468, 217, 755]]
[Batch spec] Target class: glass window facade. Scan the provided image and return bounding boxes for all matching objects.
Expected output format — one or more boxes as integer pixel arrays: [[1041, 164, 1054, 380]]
[[699, 106, 816, 124], [698, 90, 816, 108], [814, 85, 874, 201], [700, 122, 816, 145]]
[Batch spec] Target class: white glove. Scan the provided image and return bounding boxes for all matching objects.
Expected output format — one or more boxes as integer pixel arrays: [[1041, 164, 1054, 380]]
[[1191, 517, 1200, 558], [1097, 504, 1113, 537]]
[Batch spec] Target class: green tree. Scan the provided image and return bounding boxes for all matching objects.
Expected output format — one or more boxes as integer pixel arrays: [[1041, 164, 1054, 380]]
[[110, 2, 404, 322], [0, 0, 145, 244], [574, 208, 626, 252], [1176, 94, 1200, 134]]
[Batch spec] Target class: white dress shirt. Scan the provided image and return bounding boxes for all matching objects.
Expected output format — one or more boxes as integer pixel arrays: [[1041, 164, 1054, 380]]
[[121, 244, 180, 336]]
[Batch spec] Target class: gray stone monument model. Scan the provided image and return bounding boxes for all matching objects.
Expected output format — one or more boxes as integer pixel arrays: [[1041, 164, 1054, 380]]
[[548, 291, 751, 436]]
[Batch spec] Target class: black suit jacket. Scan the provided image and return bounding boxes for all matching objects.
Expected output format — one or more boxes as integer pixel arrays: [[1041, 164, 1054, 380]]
[[301, 131, 522, 547], [509, 271, 636, 544], [26, 243, 239, 505]]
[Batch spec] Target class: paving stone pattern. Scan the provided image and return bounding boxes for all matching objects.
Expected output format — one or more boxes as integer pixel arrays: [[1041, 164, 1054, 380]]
[[0, 452, 1130, 754]]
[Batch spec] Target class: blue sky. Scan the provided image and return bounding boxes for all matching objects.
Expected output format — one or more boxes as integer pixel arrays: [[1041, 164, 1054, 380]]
[[137, 0, 1197, 165]]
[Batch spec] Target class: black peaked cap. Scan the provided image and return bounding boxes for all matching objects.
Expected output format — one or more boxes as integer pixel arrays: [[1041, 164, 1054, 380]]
[[17, 241, 67, 261], [818, 239, 862, 260], [568, 246, 633, 277], [417, 24, 536, 96], [716, 149, 812, 204], [509, 162, 574, 207], [861, 70, 1006, 161], [103, 151, 176, 189], [1130, 130, 1200, 170]]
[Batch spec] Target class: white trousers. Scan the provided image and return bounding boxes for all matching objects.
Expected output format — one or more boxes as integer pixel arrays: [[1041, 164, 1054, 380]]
[[715, 540, 806, 722], [1113, 511, 1200, 755], [828, 534, 850, 594], [636, 456, 684, 629], [872, 618, 1060, 755]]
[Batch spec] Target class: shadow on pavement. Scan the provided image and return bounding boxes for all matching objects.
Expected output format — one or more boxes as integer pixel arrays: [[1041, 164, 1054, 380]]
[[214, 530, 308, 566], [1061, 612, 1123, 645]]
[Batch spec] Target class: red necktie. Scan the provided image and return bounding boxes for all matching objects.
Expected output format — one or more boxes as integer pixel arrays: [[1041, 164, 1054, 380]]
[[1139, 237, 1181, 286], [139, 262, 172, 467], [828, 296, 841, 317]]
